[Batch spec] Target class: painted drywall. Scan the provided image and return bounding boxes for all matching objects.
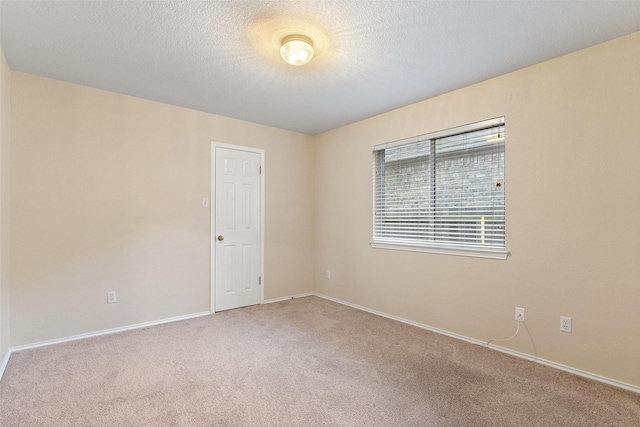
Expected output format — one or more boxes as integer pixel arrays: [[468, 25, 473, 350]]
[[0, 46, 10, 367], [10, 73, 314, 346], [313, 33, 640, 387]]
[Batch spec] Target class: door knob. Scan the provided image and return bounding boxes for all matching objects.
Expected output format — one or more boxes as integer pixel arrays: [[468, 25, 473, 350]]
[[217, 235, 224, 241]]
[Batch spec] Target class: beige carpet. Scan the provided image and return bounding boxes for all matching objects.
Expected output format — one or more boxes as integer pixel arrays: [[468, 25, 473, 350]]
[[1, 296, 638, 426]]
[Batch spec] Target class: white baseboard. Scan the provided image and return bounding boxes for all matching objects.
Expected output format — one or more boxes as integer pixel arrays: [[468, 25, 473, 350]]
[[9, 311, 211, 354], [0, 295, 309, 380], [313, 293, 640, 395], [5, 292, 318, 361], [4, 294, 638, 395], [263, 292, 313, 304], [0, 349, 11, 381]]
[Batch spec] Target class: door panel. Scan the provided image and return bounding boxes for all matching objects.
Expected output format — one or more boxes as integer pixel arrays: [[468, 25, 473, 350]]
[[214, 147, 262, 312]]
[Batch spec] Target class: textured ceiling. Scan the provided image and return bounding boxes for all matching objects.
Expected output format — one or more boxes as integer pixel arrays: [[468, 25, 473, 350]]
[[1, 1, 639, 135]]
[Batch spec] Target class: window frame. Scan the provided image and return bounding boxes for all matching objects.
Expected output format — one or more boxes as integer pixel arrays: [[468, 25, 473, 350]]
[[371, 117, 508, 260]]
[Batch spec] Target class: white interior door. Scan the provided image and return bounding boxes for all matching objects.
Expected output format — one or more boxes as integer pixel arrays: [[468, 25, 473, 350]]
[[213, 145, 262, 312]]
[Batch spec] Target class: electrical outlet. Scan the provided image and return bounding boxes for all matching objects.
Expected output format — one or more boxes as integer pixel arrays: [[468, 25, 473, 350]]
[[515, 307, 525, 322], [325, 270, 331, 279], [560, 316, 572, 333], [107, 291, 117, 304]]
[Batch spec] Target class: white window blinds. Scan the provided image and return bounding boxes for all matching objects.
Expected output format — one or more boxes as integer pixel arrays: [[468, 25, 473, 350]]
[[373, 117, 505, 257]]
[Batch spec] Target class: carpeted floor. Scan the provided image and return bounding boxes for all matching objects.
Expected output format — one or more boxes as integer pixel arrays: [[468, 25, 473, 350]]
[[0, 296, 638, 426]]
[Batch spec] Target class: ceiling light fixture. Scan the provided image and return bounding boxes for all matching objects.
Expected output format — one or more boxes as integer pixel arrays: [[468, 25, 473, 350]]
[[280, 34, 315, 66]]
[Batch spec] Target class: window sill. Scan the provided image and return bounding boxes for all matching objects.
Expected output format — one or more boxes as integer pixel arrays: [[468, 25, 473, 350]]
[[370, 240, 508, 260]]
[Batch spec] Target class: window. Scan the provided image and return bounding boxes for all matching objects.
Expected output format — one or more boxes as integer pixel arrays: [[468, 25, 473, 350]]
[[372, 117, 506, 259]]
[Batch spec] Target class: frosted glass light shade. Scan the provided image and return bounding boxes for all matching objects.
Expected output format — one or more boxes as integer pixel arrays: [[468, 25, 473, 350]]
[[280, 35, 314, 66]]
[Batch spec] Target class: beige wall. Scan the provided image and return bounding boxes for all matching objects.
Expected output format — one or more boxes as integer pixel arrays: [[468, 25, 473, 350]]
[[313, 33, 640, 387], [10, 73, 314, 346], [0, 46, 10, 366]]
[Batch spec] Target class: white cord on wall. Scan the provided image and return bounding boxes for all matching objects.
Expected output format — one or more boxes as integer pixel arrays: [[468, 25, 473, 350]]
[[486, 319, 521, 346]]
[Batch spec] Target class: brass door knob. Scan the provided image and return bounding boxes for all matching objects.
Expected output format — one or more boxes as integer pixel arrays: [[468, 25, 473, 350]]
[[217, 235, 224, 241]]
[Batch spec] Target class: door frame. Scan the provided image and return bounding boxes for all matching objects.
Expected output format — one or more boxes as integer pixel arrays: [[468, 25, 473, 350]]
[[210, 141, 265, 313]]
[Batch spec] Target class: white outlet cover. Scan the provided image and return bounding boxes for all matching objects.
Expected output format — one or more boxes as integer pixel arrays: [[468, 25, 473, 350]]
[[560, 316, 572, 333]]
